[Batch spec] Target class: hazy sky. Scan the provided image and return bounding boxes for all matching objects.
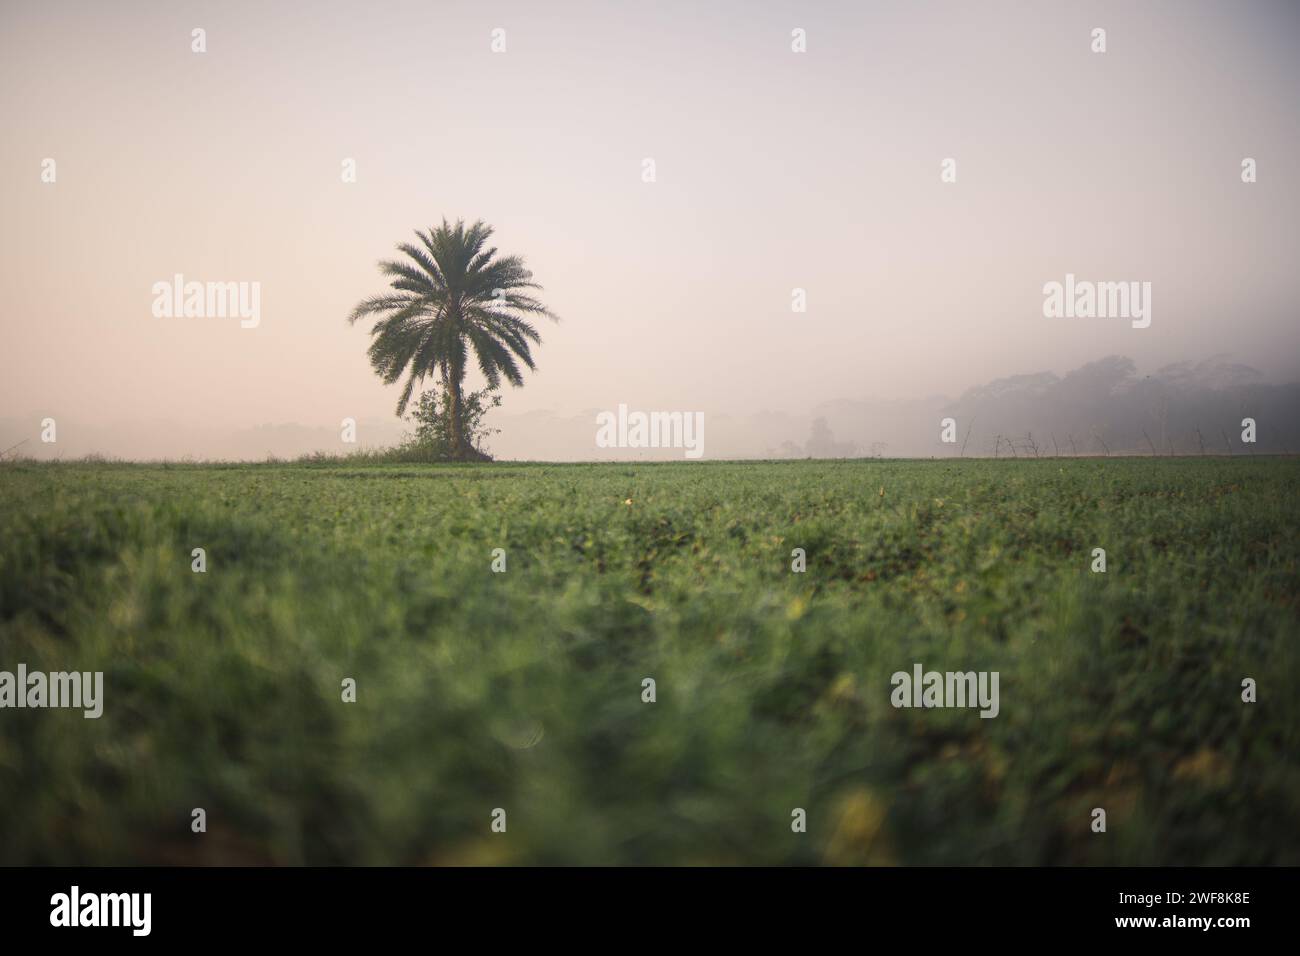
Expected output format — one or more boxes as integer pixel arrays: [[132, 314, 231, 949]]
[[2, 0, 1297, 447]]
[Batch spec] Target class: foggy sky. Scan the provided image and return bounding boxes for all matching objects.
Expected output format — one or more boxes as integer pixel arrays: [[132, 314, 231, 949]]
[[2, 0, 1298, 459]]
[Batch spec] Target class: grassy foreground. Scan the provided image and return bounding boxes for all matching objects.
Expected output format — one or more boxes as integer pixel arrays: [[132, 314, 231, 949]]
[[1, 457, 1297, 865]]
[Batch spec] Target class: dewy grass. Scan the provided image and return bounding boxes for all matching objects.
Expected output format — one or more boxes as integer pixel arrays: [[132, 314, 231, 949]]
[[0, 457, 1297, 865]]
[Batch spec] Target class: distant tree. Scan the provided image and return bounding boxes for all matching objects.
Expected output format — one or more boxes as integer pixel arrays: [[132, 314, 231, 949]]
[[349, 219, 557, 460], [804, 417, 858, 458]]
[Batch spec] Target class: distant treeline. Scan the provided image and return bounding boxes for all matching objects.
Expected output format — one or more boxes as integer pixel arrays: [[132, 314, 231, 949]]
[[784, 356, 1300, 459], [943, 355, 1299, 457]]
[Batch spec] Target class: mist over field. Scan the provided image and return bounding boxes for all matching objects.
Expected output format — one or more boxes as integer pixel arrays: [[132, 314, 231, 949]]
[[6, 354, 1297, 461]]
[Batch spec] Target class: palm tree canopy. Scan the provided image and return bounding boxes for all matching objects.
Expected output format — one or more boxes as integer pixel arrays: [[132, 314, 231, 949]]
[[349, 219, 557, 416]]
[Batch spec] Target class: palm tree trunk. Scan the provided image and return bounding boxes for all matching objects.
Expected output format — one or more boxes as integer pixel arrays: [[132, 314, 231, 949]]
[[443, 357, 488, 461], [448, 372, 467, 458], [445, 360, 486, 460]]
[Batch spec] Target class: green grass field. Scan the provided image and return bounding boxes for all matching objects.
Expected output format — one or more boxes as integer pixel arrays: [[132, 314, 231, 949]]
[[1, 457, 1297, 865]]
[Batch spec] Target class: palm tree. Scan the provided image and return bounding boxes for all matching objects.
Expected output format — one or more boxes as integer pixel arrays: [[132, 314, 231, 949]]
[[349, 219, 557, 459]]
